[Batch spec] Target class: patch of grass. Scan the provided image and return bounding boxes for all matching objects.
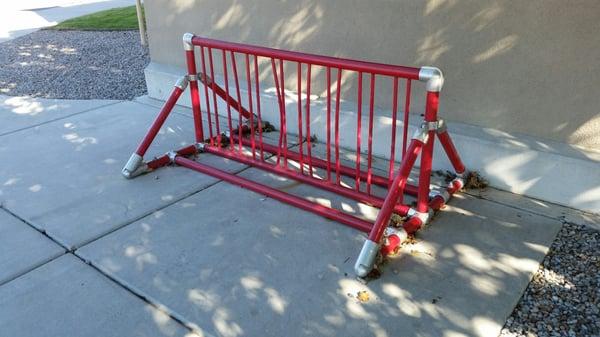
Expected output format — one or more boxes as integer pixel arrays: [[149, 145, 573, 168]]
[[51, 5, 142, 31]]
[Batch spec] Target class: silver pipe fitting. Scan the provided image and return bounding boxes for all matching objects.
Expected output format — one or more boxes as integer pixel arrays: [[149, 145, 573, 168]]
[[122, 153, 143, 179], [384, 227, 408, 242], [167, 151, 178, 163], [414, 209, 433, 224], [406, 208, 433, 225], [419, 66, 444, 92], [182, 33, 195, 51], [450, 175, 465, 190], [429, 189, 450, 202], [195, 143, 206, 153], [411, 123, 430, 143], [174, 76, 189, 90], [354, 239, 380, 277], [435, 119, 447, 133]]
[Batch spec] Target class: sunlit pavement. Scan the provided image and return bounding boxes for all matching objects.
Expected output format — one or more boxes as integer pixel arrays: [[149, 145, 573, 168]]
[[0, 94, 593, 336], [0, 0, 134, 43]]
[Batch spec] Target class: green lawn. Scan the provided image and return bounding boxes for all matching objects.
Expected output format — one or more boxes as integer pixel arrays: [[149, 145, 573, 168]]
[[51, 5, 142, 30]]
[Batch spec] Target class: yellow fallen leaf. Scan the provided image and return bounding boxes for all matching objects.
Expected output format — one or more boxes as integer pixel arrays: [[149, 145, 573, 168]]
[[357, 291, 370, 302]]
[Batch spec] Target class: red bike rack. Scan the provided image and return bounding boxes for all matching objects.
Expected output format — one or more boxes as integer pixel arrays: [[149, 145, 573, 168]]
[[123, 33, 467, 278]]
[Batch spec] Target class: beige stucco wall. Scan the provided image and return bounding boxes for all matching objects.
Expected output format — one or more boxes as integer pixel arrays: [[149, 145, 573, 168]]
[[144, 0, 600, 151]]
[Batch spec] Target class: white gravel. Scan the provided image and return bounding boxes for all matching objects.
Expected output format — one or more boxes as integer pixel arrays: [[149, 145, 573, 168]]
[[0, 29, 148, 100], [500, 222, 600, 337]]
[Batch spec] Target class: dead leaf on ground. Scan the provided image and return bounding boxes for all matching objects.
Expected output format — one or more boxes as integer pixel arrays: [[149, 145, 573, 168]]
[[463, 171, 488, 189], [357, 291, 370, 302]]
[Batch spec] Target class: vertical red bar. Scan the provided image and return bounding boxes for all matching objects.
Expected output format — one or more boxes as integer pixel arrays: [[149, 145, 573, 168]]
[[207, 48, 222, 146], [279, 60, 288, 168], [366, 74, 376, 195], [355, 72, 363, 191], [334, 68, 342, 185], [326, 67, 332, 182], [416, 91, 439, 213], [297, 62, 304, 174], [254, 56, 265, 161], [244, 54, 256, 159], [388, 77, 399, 185], [221, 50, 234, 148], [305, 64, 314, 176], [199, 46, 214, 144], [271, 59, 284, 166], [185, 49, 204, 142], [229, 52, 243, 152], [402, 79, 412, 156]]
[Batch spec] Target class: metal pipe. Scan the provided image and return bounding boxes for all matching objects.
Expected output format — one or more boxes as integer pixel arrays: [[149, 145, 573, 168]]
[[135, 78, 186, 157], [233, 136, 420, 196], [190, 36, 421, 79], [355, 138, 424, 277], [437, 130, 466, 174], [185, 48, 204, 142], [416, 91, 439, 213], [175, 156, 373, 232], [203, 145, 411, 215]]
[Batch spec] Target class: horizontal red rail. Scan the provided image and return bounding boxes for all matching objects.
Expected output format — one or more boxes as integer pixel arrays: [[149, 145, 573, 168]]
[[234, 135, 420, 196], [203, 145, 411, 215], [191, 37, 421, 79], [175, 156, 373, 232]]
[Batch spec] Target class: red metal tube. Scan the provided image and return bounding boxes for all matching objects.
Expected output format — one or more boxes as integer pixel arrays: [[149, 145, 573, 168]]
[[229, 52, 244, 152], [271, 59, 284, 165], [367, 139, 423, 242], [437, 130, 466, 174], [244, 54, 256, 159], [253, 55, 265, 161], [175, 156, 373, 232], [355, 72, 363, 191], [381, 233, 401, 256], [191, 36, 421, 79], [135, 85, 183, 156], [305, 64, 314, 176], [402, 79, 412, 156], [199, 47, 214, 143], [234, 136, 420, 196], [334, 69, 342, 184], [185, 49, 204, 142], [203, 145, 411, 215], [296, 62, 304, 173], [207, 48, 222, 144], [221, 51, 235, 147], [326, 67, 332, 181], [402, 216, 423, 234], [279, 60, 288, 167], [146, 144, 199, 170], [429, 196, 445, 211], [366, 74, 376, 195], [416, 91, 439, 213], [388, 76, 399, 186]]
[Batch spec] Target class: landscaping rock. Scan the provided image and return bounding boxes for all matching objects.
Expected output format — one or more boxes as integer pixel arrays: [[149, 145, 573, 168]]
[[500, 222, 600, 337], [0, 30, 148, 100]]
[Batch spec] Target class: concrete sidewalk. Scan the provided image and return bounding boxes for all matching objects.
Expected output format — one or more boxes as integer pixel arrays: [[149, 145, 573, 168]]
[[0, 95, 593, 337]]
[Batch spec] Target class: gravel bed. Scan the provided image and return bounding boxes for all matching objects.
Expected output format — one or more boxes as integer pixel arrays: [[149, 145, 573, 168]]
[[0, 30, 148, 100], [500, 222, 600, 337]]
